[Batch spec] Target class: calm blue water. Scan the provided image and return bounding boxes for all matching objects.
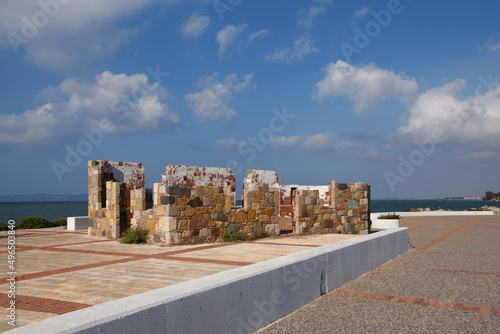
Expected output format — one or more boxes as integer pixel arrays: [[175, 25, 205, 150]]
[[0, 199, 497, 224], [0, 202, 88, 224]]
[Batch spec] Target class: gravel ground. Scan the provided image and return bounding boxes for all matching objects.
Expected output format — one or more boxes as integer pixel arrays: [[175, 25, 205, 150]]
[[256, 216, 500, 334], [258, 295, 499, 334]]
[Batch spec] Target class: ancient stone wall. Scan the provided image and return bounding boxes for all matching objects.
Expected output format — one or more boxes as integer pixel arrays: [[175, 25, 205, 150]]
[[294, 181, 370, 234], [88, 160, 145, 238], [88, 161, 371, 245]]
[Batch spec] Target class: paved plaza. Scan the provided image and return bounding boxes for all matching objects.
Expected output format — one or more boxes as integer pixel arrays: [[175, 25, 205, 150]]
[[0, 228, 357, 332], [258, 215, 500, 333]]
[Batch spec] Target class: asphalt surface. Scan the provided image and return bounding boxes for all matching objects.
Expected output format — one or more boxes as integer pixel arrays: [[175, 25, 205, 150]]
[[257, 215, 500, 333]]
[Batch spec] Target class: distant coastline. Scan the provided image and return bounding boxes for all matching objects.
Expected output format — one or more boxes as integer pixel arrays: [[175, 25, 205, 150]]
[[0, 193, 87, 203], [1, 198, 499, 224]]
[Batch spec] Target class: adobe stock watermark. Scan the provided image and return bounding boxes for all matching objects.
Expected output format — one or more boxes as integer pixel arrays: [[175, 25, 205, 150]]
[[226, 107, 296, 177], [213, 0, 244, 21], [51, 65, 169, 182], [340, 0, 410, 61], [385, 74, 500, 192], [7, 0, 73, 54]]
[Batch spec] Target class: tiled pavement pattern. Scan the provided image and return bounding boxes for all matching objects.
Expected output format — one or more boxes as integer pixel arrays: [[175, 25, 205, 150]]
[[0, 228, 357, 332], [258, 215, 500, 333]]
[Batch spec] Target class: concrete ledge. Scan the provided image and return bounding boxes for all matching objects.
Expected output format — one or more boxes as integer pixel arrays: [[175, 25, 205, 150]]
[[7, 228, 409, 334], [67, 217, 92, 231], [371, 211, 494, 222]]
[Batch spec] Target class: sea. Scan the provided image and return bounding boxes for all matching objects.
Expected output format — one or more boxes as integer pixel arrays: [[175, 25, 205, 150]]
[[0, 199, 498, 224]]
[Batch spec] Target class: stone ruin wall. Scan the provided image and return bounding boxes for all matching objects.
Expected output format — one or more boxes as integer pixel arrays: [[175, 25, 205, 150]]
[[88, 160, 371, 245], [88, 160, 145, 238]]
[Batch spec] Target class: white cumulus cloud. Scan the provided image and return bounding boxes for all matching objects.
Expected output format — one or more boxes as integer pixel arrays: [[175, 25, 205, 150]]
[[272, 132, 379, 158], [481, 38, 500, 52], [216, 138, 245, 149], [395, 79, 500, 153], [181, 13, 211, 38], [314, 60, 418, 113], [185, 72, 253, 120], [265, 37, 319, 62], [216, 23, 248, 58], [249, 29, 269, 40], [352, 7, 369, 18], [0, 0, 180, 75], [0, 71, 179, 146]]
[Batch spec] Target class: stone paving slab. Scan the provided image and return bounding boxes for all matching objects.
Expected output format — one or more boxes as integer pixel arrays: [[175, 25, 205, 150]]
[[0, 227, 358, 331], [258, 215, 500, 334]]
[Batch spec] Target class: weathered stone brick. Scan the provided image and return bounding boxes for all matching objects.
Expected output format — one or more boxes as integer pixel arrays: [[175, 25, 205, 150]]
[[185, 208, 194, 217], [213, 194, 223, 204], [190, 215, 206, 229], [195, 186, 206, 196], [208, 186, 219, 194], [160, 196, 175, 205], [177, 219, 188, 230], [265, 207, 275, 216], [227, 223, 239, 234], [253, 221, 263, 233], [234, 212, 247, 223], [166, 186, 191, 196], [188, 197, 203, 208], [217, 212, 228, 222]]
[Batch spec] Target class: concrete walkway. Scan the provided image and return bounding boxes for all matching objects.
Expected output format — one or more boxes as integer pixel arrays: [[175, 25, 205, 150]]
[[0, 228, 358, 332], [258, 215, 500, 333]]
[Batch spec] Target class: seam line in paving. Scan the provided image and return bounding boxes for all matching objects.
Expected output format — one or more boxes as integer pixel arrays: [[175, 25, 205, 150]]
[[380, 265, 500, 277], [417, 251, 500, 258], [252, 242, 320, 248], [410, 238, 500, 245], [0, 293, 92, 315], [0, 257, 141, 284], [331, 290, 500, 316], [0, 242, 249, 283], [416, 217, 479, 252], [48, 239, 117, 248], [157, 255, 253, 266]]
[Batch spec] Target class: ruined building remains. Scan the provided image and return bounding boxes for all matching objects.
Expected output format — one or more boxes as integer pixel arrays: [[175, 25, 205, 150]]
[[88, 160, 371, 245]]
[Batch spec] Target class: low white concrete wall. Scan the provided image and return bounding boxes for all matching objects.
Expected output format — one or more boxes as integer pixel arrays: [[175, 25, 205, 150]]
[[371, 211, 493, 222], [7, 228, 409, 334], [371, 218, 400, 229], [67, 217, 92, 231]]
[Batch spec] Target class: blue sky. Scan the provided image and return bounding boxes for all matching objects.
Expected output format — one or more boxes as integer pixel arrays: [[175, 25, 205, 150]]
[[1, 0, 499, 199]]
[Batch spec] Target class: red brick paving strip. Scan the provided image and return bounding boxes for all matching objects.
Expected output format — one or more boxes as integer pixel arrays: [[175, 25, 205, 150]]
[[331, 290, 500, 316], [380, 265, 500, 277], [0, 257, 141, 284], [417, 251, 500, 258], [0, 293, 92, 315], [0, 242, 250, 283], [410, 238, 500, 245], [416, 217, 479, 252]]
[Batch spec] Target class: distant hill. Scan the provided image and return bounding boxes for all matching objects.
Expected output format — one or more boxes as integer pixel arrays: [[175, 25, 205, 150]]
[[0, 193, 87, 203]]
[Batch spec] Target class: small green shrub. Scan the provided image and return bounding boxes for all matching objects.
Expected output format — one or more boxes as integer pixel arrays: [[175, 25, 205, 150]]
[[120, 226, 149, 244], [52, 218, 67, 226], [17, 216, 57, 229], [226, 231, 247, 242], [0, 222, 8, 231], [378, 213, 400, 219]]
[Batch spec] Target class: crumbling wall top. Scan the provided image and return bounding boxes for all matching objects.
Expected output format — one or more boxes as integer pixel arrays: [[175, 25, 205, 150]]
[[161, 165, 235, 189], [244, 169, 281, 189]]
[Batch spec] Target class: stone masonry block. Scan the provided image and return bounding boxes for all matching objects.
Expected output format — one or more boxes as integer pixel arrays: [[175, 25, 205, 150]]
[[160, 196, 175, 205], [165, 186, 191, 196], [159, 217, 177, 232]]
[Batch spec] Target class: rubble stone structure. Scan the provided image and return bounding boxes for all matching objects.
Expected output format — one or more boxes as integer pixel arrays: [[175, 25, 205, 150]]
[[88, 160, 371, 245]]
